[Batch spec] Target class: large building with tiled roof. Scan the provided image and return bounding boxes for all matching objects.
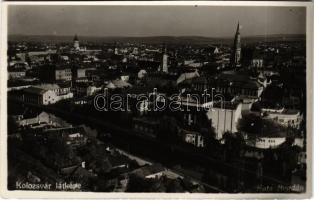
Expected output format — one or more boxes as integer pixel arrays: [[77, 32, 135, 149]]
[[22, 86, 58, 105], [185, 71, 264, 100]]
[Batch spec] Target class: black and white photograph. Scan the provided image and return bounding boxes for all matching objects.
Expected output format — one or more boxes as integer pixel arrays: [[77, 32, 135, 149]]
[[0, 1, 313, 198]]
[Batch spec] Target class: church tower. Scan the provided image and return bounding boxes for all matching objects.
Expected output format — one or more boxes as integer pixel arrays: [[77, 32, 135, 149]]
[[114, 41, 119, 55], [161, 45, 168, 73], [232, 22, 241, 68], [73, 34, 80, 51]]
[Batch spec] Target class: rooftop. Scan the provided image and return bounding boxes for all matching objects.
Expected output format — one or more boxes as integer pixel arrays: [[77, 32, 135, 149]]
[[133, 117, 160, 125], [23, 86, 47, 95], [35, 84, 60, 90], [213, 101, 241, 110], [131, 164, 165, 178], [43, 126, 87, 136]]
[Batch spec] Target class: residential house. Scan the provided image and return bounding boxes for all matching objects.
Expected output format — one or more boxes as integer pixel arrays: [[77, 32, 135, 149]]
[[133, 117, 160, 139], [8, 67, 26, 80], [22, 86, 58, 105], [262, 109, 303, 129], [43, 126, 88, 147], [180, 128, 204, 148]]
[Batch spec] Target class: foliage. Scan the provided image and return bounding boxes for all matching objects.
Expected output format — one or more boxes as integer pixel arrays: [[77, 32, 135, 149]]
[[237, 113, 295, 137]]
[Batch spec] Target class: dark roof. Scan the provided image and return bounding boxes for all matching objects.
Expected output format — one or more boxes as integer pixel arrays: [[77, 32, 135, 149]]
[[125, 86, 155, 95], [133, 117, 160, 126], [206, 45, 219, 53], [60, 165, 78, 175], [189, 72, 263, 90], [242, 81, 263, 89], [252, 51, 264, 59], [55, 66, 71, 70], [23, 86, 47, 95], [218, 73, 251, 83], [8, 67, 27, 72], [72, 166, 95, 178], [190, 76, 209, 84], [147, 72, 179, 80], [75, 82, 91, 88], [57, 81, 72, 88], [137, 60, 160, 70], [43, 126, 86, 137], [108, 155, 129, 168], [213, 101, 241, 110], [132, 164, 165, 177]]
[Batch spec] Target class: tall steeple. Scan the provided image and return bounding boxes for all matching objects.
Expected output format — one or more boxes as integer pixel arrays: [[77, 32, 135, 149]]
[[236, 21, 240, 35], [232, 21, 241, 68]]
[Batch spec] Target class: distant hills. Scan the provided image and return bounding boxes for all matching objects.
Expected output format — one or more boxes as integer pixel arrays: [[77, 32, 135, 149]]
[[8, 34, 305, 45]]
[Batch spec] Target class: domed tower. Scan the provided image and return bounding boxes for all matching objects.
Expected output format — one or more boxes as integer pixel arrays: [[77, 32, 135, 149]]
[[73, 34, 80, 50]]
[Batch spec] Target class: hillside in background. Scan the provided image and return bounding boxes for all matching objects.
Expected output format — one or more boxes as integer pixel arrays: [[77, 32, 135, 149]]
[[8, 34, 306, 45]]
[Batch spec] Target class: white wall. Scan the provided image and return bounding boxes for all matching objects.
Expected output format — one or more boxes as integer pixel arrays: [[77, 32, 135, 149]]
[[206, 103, 242, 139], [246, 137, 286, 149]]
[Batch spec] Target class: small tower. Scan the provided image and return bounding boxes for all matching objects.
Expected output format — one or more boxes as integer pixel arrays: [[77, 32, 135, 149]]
[[73, 34, 80, 51], [161, 45, 168, 73], [231, 22, 241, 68], [114, 41, 119, 55]]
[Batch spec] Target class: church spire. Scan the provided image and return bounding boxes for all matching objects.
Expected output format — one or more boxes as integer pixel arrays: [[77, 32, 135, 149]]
[[236, 21, 240, 35], [231, 21, 241, 68]]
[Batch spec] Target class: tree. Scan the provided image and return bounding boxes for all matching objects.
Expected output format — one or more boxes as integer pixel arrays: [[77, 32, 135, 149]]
[[223, 132, 245, 161], [237, 113, 293, 138], [126, 174, 150, 192]]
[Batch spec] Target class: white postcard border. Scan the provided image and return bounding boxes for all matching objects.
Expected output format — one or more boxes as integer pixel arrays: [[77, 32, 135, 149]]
[[0, 1, 313, 199]]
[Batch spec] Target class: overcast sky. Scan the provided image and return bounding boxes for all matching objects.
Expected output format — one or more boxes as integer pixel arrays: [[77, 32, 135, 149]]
[[8, 5, 306, 37]]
